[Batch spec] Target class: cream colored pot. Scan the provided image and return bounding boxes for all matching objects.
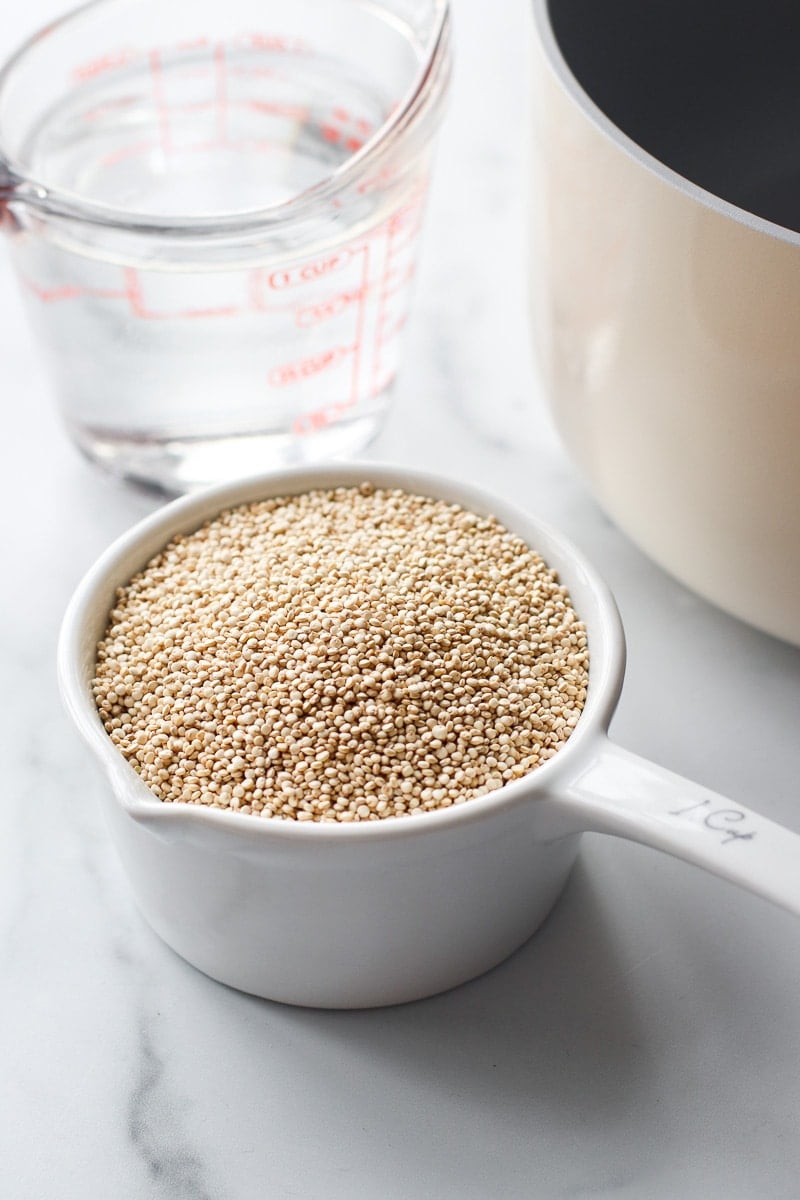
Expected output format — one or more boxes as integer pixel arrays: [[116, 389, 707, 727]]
[[530, 0, 800, 644]]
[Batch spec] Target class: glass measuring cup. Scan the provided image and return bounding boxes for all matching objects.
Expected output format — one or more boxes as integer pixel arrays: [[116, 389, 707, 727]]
[[0, 0, 450, 492], [59, 463, 800, 1008]]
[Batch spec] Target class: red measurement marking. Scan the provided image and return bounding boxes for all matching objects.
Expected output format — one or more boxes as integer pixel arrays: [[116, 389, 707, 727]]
[[379, 263, 417, 301], [81, 97, 138, 123], [350, 244, 370, 407], [377, 314, 408, 342], [357, 166, 398, 196], [295, 288, 367, 328], [98, 139, 158, 168], [292, 399, 355, 436], [22, 279, 127, 304], [124, 268, 147, 317], [249, 270, 266, 312], [72, 49, 135, 83], [236, 32, 311, 54], [248, 270, 296, 314], [370, 221, 395, 394], [269, 345, 353, 388], [248, 268, 298, 312], [358, 178, 387, 196], [177, 37, 210, 51], [214, 41, 229, 146], [248, 269, 292, 313], [176, 306, 241, 319], [122, 268, 241, 320], [321, 109, 373, 153], [268, 251, 355, 291], [248, 99, 309, 120], [386, 195, 426, 234], [149, 49, 171, 154]]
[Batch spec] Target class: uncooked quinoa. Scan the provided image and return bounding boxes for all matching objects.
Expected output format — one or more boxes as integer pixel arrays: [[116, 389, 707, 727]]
[[94, 485, 589, 821]]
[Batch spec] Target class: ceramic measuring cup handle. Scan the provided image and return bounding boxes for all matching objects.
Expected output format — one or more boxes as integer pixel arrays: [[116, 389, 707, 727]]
[[558, 739, 800, 916]]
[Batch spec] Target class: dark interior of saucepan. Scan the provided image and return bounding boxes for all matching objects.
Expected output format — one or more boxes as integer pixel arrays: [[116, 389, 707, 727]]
[[548, 0, 800, 233]]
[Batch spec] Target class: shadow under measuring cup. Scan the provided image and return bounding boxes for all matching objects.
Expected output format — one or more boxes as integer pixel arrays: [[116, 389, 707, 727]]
[[0, 0, 450, 492], [58, 464, 800, 1008]]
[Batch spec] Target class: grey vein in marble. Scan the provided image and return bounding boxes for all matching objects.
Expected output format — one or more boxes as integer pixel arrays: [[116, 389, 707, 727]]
[[127, 1013, 219, 1200]]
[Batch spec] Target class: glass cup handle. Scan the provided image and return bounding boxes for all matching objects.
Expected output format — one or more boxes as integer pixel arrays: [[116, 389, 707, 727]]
[[0, 158, 72, 222], [0, 158, 18, 207], [556, 738, 800, 916]]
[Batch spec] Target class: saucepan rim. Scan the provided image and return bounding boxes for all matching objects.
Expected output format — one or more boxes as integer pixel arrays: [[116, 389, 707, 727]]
[[531, 0, 800, 250]]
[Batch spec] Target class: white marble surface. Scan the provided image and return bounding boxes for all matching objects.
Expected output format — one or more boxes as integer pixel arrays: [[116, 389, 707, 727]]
[[3, 1, 800, 1197]]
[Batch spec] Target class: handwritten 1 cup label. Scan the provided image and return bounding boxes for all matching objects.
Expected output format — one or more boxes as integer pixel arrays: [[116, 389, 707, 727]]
[[669, 797, 757, 845]]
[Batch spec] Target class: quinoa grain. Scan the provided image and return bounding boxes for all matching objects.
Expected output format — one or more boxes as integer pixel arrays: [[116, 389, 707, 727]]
[[93, 486, 588, 821]]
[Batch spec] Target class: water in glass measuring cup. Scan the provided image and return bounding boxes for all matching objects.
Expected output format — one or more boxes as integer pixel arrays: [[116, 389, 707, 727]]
[[4, 4, 449, 491]]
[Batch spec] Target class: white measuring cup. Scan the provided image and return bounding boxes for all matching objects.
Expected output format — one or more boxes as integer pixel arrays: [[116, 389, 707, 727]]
[[58, 464, 800, 1008], [0, 0, 450, 492]]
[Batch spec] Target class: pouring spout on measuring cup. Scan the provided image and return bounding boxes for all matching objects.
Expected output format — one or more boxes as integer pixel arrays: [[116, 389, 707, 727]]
[[550, 737, 800, 918]]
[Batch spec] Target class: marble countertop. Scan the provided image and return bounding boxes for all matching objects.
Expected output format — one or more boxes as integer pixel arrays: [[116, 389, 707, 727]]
[[3, 1, 800, 1197]]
